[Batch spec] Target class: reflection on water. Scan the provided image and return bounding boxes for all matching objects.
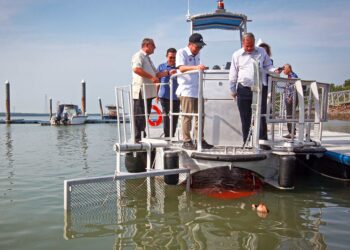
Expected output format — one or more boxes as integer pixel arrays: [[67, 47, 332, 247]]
[[1, 126, 15, 202], [63, 174, 350, 249], [56, 126, 89, 171]]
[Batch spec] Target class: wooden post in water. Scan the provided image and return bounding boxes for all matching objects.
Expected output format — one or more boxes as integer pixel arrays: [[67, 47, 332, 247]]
[[98, 97, 104, 119], [81, 79, 86, 114], [5, 81, 11, 124], [49, 97, 53, 120]]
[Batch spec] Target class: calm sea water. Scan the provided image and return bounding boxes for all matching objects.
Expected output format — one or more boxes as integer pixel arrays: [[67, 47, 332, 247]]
[[1, 121, 350, 249]]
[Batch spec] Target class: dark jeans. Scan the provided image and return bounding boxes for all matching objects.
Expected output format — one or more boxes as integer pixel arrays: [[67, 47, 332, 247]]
[[134, 92, 153, 142], [286, 97, 298, 134], [159, 98, 180, 137], [260, 86, 268, 140], [237, 84, 252, 143], [237, 84, 268, 143]]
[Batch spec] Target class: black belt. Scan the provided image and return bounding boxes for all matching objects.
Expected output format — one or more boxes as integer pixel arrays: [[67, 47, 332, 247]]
[[238, 83, 251, 89]]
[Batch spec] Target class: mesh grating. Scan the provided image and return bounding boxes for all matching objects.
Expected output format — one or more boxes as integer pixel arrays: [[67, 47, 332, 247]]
[[64, 171, 189, 239]]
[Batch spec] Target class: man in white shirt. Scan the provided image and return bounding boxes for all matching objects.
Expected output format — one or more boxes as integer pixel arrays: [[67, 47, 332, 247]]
[[229, 33, 277, 143], [176, 33, 213, 150], [132, 38, 175, 142]]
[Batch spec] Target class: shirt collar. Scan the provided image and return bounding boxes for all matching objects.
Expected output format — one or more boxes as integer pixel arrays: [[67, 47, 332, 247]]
[[239, 47, 259, 56], [185, 46, 197, 57], [140, 49, 148, 56], [166, 62, 175, 68]]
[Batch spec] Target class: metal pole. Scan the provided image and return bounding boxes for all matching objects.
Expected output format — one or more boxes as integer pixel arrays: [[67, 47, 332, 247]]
[[81, 80, 86, 114], [169, 78, 174, 140], [121, 90, 127, 143], [5, 81, 11, 124], [129, 86, 135, 144], [142, 84, 150, 138], [98, 97, 104, 119], [197, 71, 203, 151], [49, 97, 53, 120], [115, 88, 122, 144]]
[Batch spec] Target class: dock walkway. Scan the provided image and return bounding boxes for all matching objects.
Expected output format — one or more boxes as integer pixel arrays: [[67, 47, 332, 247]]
[[322, 130, 350, 156]]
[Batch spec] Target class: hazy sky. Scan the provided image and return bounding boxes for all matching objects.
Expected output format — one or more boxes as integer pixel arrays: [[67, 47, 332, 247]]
[[0, 0, 349, 113]]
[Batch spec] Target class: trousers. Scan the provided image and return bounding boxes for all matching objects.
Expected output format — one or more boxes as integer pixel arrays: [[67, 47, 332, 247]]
[[159, 98, 180, 137]]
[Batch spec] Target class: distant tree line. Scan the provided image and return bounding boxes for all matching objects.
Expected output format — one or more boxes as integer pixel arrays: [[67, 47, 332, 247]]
[[330, 79, 350, 92]]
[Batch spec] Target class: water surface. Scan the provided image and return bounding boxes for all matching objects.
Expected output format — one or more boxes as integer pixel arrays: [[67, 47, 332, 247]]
[[1, 122, 350, 249]]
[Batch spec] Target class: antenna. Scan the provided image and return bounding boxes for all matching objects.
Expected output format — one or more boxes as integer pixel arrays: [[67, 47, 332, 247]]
[[186, 0, 191, 21]]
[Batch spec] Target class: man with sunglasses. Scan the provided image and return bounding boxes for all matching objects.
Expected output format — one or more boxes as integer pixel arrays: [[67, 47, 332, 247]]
[[157, 48, 179, 138], [176, 33, 213, 150]]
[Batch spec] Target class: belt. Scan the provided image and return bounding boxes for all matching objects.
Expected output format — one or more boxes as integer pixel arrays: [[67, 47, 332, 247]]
[[238, 83, 251, 89]]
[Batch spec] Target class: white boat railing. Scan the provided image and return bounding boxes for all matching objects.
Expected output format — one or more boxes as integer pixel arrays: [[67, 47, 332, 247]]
[[266, 74, 330, 143], [114, 65, 330, 153]]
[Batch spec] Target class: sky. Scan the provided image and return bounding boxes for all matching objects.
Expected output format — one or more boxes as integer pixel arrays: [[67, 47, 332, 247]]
[[0, 0, 349, 113]]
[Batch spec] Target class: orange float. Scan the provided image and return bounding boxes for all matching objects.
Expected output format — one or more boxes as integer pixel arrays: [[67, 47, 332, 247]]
[[148, 105, 163, 126]]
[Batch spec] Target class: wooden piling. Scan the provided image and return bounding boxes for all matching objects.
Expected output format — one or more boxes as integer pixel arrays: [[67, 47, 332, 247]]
[[5, 81, 11, 124], [49, 98, 53, 120], [98, 97, 104, 118], [81, 80, 86, 114]]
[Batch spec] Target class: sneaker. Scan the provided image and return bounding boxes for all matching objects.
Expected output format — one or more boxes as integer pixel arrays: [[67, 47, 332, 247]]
[[182, 141, 196, 150], [198, 140, 214, 149], [283, 134, 292, 139]]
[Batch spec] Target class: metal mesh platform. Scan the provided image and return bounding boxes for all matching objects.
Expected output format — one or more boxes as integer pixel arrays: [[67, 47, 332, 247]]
[[64, 169, 190, 239]]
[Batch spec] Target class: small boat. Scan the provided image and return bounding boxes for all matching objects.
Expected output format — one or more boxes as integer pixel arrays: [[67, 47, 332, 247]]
[[104, 105, 117, 119], [50, 104, 87, 125], [101, 105, 130, 123]]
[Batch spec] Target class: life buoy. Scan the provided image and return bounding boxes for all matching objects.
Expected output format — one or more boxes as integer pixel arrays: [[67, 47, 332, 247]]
[[148, 105, 163, 126]]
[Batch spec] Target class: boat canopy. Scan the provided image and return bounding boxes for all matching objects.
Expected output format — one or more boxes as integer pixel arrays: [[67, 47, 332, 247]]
[[189, 11, 248, 32]]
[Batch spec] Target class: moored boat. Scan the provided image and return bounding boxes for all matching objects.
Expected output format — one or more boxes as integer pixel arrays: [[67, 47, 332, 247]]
[[50, 104, 87, 125]]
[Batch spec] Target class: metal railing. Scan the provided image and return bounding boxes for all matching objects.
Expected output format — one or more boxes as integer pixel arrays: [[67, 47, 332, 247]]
[[266, 75, 330, 143], [328, 89, 350, 106]]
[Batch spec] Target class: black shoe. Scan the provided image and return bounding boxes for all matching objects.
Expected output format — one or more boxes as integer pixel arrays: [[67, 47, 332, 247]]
[[283, 134, 292, 139], [182, 141, 196, 150], [198, 140, 214, 149], [260, 145, 271, 150]]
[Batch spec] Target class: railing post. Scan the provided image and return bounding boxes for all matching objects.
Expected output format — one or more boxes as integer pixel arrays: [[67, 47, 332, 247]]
[[295, 80, 305, 143], [115, 88, 122, 143], [252, 61, 261, 150], [169, 78, 174, 141], [197, 70, 203, 152], [142, 84, 150, 139], [129, 86, 135, 144]]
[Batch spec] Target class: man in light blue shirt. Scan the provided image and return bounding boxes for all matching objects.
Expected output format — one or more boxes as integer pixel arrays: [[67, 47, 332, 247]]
[[229, 33, 277, 143]]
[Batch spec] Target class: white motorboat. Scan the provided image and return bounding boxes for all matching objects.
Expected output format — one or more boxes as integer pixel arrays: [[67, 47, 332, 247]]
[[50, 104, 88, 125]]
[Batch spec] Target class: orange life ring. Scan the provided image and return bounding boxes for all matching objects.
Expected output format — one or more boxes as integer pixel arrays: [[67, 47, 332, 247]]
[[148, 105, 163, 126]]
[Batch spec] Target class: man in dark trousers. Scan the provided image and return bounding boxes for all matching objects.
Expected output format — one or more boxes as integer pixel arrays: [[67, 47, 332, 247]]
[[229, 33, 277, 144], [131, 38, 172, 142]]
